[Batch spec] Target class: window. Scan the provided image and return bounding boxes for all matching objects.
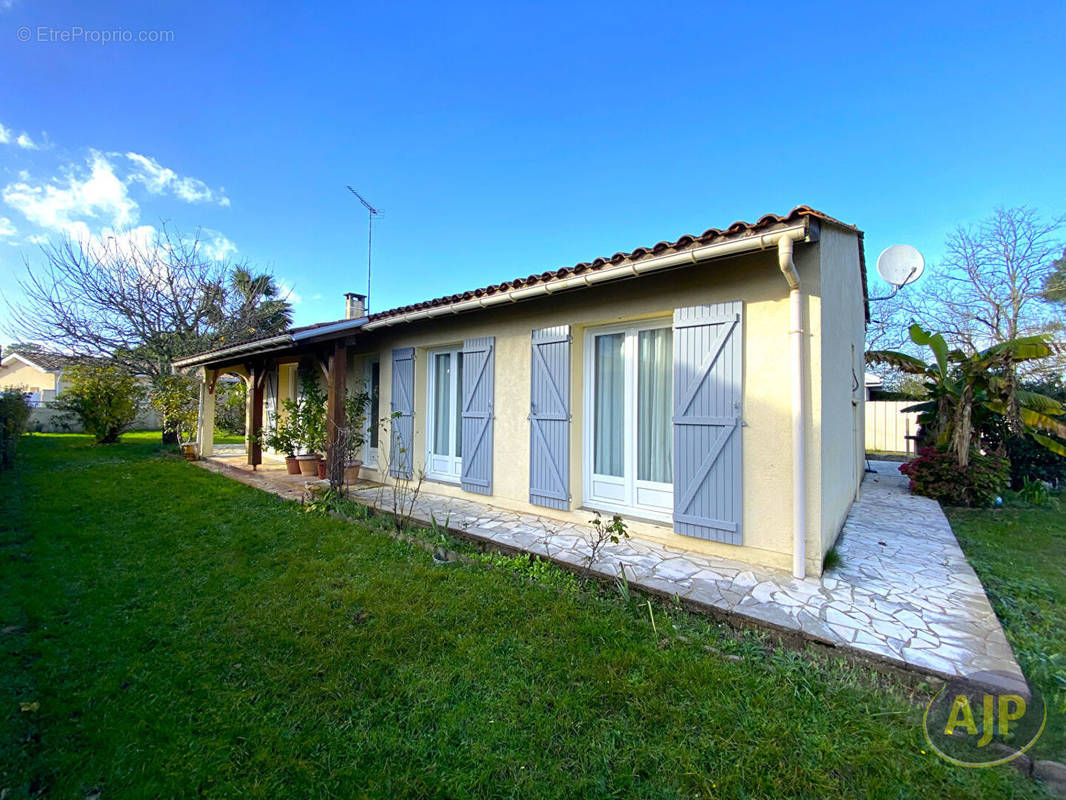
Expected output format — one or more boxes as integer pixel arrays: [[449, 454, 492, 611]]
[[364, 357, 380, 467], [584, 321, 673, 519], [426, 346, 464, 482]]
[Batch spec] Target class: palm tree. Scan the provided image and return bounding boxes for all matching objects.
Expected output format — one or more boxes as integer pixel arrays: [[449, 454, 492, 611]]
[[228, 266, 293, 336], [867, 324, 1066, 466]]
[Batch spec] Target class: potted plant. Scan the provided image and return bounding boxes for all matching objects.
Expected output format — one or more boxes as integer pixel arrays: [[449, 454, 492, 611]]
[[341, 389, 372, 484], [266, 408, 300, 475], [293, 374, 327, 477]]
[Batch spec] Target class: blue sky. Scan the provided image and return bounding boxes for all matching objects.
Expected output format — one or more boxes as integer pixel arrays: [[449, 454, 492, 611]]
[[1, 0, 1064, 329]]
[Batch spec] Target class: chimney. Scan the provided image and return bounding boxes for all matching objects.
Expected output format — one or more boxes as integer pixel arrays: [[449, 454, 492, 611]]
[[344, 292, 366, 320]]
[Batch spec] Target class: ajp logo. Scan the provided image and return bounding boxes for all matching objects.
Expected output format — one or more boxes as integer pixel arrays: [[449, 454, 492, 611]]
[[923, 671, 1045, 767]]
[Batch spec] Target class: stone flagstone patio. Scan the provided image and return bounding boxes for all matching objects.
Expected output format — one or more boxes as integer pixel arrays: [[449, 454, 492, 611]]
[[198, 452, 1024, 691]]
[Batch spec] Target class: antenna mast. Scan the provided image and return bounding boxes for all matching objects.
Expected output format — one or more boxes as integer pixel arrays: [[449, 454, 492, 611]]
[[346, 186, 381, 313]]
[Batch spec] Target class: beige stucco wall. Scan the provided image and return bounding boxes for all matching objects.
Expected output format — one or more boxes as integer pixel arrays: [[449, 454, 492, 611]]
[[0, 360, 57, 396], [335, 237, 857, 573], [816, 225, 867, 562]]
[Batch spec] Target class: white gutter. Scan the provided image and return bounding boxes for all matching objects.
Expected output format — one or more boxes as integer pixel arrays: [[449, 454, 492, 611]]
[[363, 222, 812, 330], [777, 236, 807, 579]]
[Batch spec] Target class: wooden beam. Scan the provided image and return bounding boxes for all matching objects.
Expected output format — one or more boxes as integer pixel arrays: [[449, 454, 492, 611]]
[[248, 365, 264, 469], [326, 340, 347, 486]]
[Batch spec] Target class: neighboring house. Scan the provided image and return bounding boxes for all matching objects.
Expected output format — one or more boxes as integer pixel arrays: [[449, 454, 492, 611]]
[[0, 351, 72, 406], [0, 349, 161, 432], [864, 372, 884, 400], [176, 206, 868, 578]]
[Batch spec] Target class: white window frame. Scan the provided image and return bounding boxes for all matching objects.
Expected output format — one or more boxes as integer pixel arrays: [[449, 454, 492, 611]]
[[582, 319, 673, 522], [363, 355, 380, 469], [425, 345, 463, 483]]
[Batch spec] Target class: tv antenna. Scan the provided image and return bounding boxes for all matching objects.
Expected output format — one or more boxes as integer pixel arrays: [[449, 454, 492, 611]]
[[869, 244, 925, 301], [346, 186, 381, 313]]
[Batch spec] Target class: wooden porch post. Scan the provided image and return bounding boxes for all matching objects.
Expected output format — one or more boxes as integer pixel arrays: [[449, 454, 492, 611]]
[[327, 340, 347, 485], [248, 364, 264, 468]]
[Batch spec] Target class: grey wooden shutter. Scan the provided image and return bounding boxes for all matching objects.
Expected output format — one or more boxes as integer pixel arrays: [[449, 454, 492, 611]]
[[390, 347, 415, 479], [529, 326, 571, 509], [673, 302, 743, 544], [461, 336, 494, 495]]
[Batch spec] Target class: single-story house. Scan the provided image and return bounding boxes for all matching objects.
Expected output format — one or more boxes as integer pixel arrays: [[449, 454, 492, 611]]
[[0, 350, 74, 406], [176, 206, 868, 578]]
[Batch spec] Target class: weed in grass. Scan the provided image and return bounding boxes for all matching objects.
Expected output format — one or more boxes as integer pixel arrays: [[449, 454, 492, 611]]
[[614, 564, 632, 603]]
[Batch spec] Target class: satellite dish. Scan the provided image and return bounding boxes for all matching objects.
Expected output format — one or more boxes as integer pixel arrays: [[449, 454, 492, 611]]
[[876, 244, 925, 288]]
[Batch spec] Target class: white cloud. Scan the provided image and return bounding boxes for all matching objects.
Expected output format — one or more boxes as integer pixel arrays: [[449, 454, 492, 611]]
[[198, 230, 238, 262], [2, 151, 139, 239], [0, 123, 42, 149], [276, 279, 302, 305], [125, 152, 229, 207], [2, 141, 238, 269]]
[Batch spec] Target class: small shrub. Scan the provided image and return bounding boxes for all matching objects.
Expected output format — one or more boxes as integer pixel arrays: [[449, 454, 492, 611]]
[[54, 363, 146, 444], [0, 387, 32, 468], [1015, 477, 1058, 508], [1006, 433, 1066, 489], [584, 512, 629, 582], [899, 446, 1008, 507], [149, 373, 199, 445]]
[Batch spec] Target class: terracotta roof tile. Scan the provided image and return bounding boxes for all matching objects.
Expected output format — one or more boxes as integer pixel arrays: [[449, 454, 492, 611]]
[[367, 205, 866, 323]]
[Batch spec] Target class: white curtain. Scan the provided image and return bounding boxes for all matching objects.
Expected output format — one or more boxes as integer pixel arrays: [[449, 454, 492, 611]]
[[368, 361, 380, 449], [638, 328, 672, 483], [594, 333, 624, 476], [455, 352, 464, 458], [433, 352, 452, 455]]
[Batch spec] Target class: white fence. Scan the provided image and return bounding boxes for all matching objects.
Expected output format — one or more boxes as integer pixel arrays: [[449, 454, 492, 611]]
[[27, 404, 161, 433], [865, 400, 921, 455]]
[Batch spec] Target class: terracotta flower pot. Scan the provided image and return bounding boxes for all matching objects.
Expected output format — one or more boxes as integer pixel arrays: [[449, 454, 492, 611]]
[[344, 461, 362, 483], [285, 456, 301, 475], [296, 454, 321, 476], [317, 460, 328, 480], [180, 443, 197, 461]]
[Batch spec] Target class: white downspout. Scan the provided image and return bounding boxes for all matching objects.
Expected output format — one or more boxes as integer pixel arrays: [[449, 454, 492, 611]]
[[778, 236, 807, 579]]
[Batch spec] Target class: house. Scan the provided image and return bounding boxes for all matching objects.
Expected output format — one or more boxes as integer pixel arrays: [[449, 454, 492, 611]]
[[864, 372, 884, 400], [175, 206, 868, 578], [0, 350, 74, 406]]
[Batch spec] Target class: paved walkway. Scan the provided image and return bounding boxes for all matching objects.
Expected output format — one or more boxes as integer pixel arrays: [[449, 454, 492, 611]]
[[198, 454, 1024, 690]]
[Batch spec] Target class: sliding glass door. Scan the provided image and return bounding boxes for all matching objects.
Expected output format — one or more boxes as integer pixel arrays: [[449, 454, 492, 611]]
[[584, 321, 673, 519], [426, 347, 464, 481]]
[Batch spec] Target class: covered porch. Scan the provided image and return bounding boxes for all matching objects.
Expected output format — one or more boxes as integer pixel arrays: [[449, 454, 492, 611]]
[[179, 306, 366, 483]]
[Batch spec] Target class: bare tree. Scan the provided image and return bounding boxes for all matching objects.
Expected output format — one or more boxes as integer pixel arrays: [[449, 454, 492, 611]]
[[899, 207, 1064, 354], [4, 225, 293, 379]]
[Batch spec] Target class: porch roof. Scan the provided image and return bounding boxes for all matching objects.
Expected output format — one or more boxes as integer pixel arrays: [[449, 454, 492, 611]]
[[174, 205, 867, 370]]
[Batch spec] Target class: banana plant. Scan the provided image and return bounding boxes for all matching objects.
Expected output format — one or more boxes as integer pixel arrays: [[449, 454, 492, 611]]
[[867, 324, 1066, 466]]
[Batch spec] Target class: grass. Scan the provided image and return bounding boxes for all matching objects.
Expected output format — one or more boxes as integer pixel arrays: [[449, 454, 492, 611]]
[[213, 431, 245, 445], [822, 546, 843, 573], [0, 434, 1050, 799], [948, 496, 1066, 763]]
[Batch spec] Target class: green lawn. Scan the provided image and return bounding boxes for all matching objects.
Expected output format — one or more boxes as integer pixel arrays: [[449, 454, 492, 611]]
[[948, 500, 1066, 762], [0, 434, 1048, 799], [214, 432, 245, 445]]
